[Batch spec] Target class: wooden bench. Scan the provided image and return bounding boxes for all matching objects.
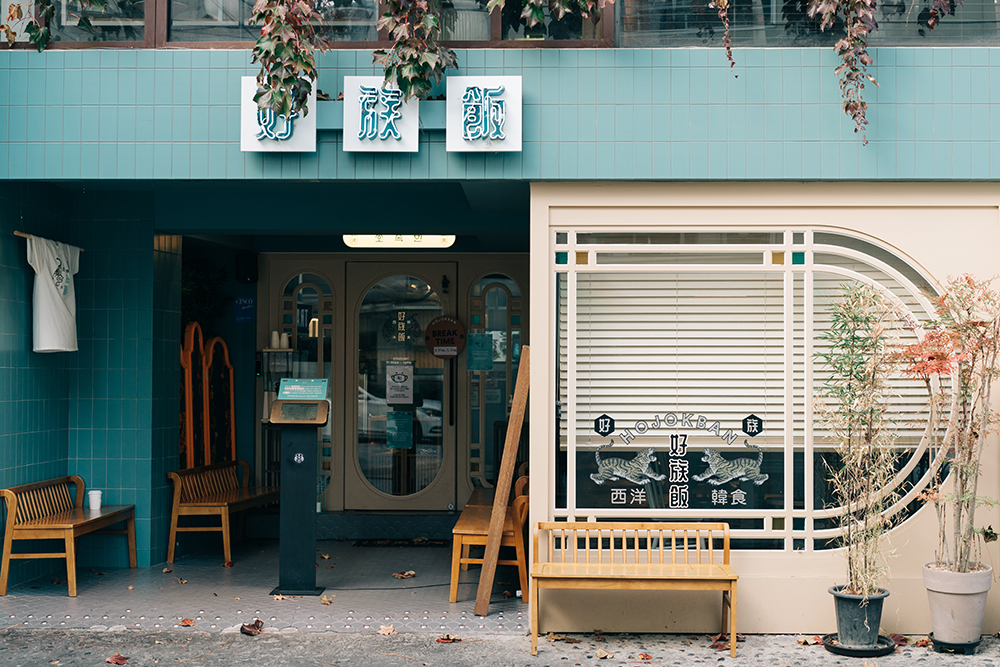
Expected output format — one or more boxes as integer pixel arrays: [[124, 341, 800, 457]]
[[531, 522, 737, 657], [450, 495, 529, 603], [167, 460, 279, 563], [1, 476, 136, 597]]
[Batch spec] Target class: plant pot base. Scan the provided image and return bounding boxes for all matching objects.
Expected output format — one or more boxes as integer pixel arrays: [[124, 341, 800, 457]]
[[822, 634, 895, 657], [930, 633, 982, 655]]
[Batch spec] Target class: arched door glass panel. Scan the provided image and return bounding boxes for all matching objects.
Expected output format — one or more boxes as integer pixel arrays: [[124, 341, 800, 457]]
[[357, 275, 445, 495], [469, 274, 523, 484]]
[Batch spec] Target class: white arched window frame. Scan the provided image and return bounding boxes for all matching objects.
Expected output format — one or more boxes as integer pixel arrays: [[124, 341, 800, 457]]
[[553, 227, 945, 552]]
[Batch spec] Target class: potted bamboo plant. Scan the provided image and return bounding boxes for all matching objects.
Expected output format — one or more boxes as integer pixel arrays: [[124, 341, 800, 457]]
[[898, 274, 1000, 653], [816, 282, 903, 652]]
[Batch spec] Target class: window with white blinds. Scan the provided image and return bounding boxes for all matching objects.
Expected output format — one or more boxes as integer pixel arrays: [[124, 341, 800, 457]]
[[566, 271, 786, 448], [552, 228, 940, 550]]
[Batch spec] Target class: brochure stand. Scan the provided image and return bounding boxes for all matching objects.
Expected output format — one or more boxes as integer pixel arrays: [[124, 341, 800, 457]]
[[268, 395, 329, 595]]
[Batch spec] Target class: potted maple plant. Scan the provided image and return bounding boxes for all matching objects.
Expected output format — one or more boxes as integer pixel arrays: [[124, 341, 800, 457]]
[[816, 282, 903, 651], [898, 274, 1000, 653]]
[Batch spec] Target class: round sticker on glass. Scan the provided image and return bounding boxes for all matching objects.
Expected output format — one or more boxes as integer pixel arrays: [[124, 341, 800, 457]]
[[424, 316, 466, 359]]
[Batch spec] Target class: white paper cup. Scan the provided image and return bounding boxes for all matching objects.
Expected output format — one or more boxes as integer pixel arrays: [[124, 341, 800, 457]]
[[88, 490, 102, 512], [270, 331, 280, 349], [280, 333, 290, 349]]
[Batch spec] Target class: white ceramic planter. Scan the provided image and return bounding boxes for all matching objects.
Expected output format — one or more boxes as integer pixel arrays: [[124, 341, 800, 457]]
[[923, 563, 993, 645]]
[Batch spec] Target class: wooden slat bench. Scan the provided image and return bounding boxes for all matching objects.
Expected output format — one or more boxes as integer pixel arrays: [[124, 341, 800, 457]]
[[531, 522, 737, 657], [167, 460, 278, 563], [1, 476, 136, 597]]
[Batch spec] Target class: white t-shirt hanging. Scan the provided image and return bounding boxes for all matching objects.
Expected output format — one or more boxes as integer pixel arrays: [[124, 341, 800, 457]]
[[27, 236, 81, 353]]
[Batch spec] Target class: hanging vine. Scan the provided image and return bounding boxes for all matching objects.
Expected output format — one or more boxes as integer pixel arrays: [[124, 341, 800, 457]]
[[807, 0, 879, 143], [372, 0, 457, 101], [250, 0, 330, 117]]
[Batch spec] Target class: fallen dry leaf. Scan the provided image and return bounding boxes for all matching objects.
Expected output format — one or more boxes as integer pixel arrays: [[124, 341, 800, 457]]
[[179, 619, 195, 627], [127, 586, 133, 590], [105, 654, 129, 665], [391, 570, 416, 579], [436, 634, 462, 643], [546, 633, 566, 642], [50, 662, 60, 665], [638, 653, 652, 661], [595, 649, 614, 659], [564, 637, 580, 644], [162, 568, 172, 573], [502, 590, 514, 599], [176, 578, 188, 584], [320, 553, 331, 559], [796, 635, 824, 646], [378, 624, 398, 636], [273, 594, 287, 600], [240, 619, 264, 636], [325, 565, 334, 569], [320, 595, 334, 605], [223, 561, 234, 568], [913, 636, 932, 647], [890, 633, 907, 647]]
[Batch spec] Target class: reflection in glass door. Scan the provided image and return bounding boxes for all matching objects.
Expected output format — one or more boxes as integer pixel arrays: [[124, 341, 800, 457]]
[[347, 264, 456, 510]]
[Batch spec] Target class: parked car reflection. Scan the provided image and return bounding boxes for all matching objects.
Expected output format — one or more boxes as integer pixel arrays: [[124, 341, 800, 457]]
[[357, 387, 442, 444]]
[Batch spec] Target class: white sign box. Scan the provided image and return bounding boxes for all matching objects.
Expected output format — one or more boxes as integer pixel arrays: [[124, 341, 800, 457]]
[[240, 77, 317, 153], [343, 76, 420, 153], [446, 76, 522, 153]]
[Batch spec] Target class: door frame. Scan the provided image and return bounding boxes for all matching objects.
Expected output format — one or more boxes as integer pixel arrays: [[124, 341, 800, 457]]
[[344, 261, 458, 511], [256, 252, 530, 513]]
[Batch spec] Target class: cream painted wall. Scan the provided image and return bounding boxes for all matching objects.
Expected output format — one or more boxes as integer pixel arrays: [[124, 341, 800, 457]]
[[529, 182, 1000, 634]]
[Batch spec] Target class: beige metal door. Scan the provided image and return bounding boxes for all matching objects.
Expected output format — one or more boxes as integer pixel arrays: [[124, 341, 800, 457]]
[[345, 262, 457, 510]]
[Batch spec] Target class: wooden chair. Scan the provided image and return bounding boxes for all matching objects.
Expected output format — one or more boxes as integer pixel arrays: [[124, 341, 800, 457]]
[[450, 494, 529, 603]]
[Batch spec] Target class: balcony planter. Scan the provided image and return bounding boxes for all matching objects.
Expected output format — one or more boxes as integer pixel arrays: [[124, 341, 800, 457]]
[[923, 563, 992, 650], [828, 585, 889, 650]]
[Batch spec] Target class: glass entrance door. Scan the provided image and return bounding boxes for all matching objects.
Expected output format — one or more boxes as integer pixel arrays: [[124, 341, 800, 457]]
[[345, 263, 457, 510]]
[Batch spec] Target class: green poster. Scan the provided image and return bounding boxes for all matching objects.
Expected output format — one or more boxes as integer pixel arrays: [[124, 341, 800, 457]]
[[387, 411, 414, 450], [467, 333, 493, 371]]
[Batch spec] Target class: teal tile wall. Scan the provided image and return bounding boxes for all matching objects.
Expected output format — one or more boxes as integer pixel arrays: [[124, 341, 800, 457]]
[[67, 191, 165, 569], [1, 47, 997, 180], [150, 234, 181, 564], [0, 182, 72, 584]]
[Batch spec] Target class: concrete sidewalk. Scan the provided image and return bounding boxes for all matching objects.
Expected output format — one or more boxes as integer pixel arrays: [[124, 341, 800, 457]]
[[1, 538, 996, 665], [0, 628, 996, 666]]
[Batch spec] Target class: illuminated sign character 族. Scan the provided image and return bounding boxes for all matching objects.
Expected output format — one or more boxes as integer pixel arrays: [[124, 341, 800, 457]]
[[358, 85, 404, 141]]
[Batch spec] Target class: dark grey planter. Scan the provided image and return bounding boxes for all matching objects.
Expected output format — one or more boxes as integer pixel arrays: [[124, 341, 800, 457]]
[[829, 585, 890, 649]]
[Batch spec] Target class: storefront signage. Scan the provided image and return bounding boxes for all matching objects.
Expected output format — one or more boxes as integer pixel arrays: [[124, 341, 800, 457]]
[[277, 378, 329, 400], [343, 76, 420, 153], [577, 412, 771, 511], [446, 76, 523, 153], [424, 316, 466, 359], [240, 77, 317, 153], [386, 360, 414, 405]]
